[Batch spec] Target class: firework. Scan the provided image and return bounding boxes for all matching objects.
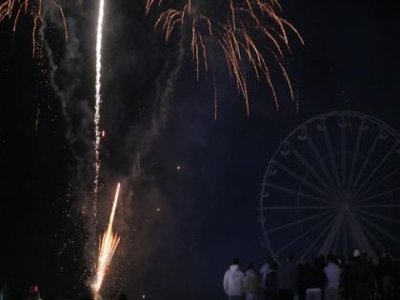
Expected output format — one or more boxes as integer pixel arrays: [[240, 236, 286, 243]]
[[94, 0, 105, 207], [146, 0, 303, 115], [91, 183, 121, 296], [0, 0, 68, 56]]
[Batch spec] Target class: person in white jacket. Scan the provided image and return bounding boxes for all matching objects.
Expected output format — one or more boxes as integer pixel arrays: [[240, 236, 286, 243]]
[[223, 258, 245, 299], [324, 254, 342, 300]]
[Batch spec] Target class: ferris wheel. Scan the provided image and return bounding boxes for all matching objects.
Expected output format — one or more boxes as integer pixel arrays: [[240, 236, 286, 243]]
[[259, 111, 400, 262]]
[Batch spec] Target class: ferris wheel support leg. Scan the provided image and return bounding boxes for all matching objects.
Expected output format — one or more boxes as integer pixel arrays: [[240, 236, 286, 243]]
[[347, 212, 377, 262], [298, 217, 336, 263], [319, 212, 345, 256]]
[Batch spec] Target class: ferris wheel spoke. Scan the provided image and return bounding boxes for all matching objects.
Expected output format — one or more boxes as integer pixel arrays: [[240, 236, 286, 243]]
[[342, 224, 352, 258], [301, 127, 337, 190], [341, 224, 347, 256], [361, 224, 386, 254], [320, 212, 345, 256], [320, 120, 342, 189], [299, 216, 337, 261], [351, 213, 385, 253], [273, 161, 330, 198], [335, 220, 349, 255], [353, 186, 400, 205], [275, 213, 335, 256], [352, 142, 399, 198], [266, 209, 334, 234], [340, 122, 347, 189], [353, 168, 400, 202], [333, 221, 345, 255], [264, 182, 330, 204], [356, 204, 400, 209], [261, 205, 331, 211], [354, 208, 400, 225], [347, 212, 377, 261], [287, 144, 333, 194], [348, 118, 365, 188], [351, 131, 381, 194], [358, 215, 400, 244], [333, 234, 339, 255]]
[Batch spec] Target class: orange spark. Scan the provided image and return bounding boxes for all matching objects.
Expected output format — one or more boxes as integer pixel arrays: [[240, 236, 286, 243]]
[[0, 0, 69, 56], [91, 183, 121, 296], [146, 0, 303, 115]]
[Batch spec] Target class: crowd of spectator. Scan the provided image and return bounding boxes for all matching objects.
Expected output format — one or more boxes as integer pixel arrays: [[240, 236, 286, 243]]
[[223, 250, 400, 300]]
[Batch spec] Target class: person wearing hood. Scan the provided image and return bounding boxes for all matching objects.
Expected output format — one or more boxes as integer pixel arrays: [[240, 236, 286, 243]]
[[243, 263, 261, 300], [277, 253, 297, 300], [223, 258, 245, 299], [324, 254, 341, 300]]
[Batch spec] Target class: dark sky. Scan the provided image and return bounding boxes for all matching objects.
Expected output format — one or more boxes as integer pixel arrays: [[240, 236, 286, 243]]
[[1, 0, 400, 299]]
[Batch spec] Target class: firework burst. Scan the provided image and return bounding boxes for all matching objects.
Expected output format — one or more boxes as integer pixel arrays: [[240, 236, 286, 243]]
[[91, 183, 121, 297], [0, 0, 68, 56], [146, 0, 303, 115]]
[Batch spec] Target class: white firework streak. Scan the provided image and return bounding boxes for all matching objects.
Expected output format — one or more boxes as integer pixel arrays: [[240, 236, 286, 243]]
[[94, 0, 105, 201]]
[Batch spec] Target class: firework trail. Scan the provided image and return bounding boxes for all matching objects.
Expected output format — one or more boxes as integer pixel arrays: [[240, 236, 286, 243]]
[[34, 104, 40, 133], [94, 0, 105, 211], [91, 183, 121, 296], [146, 0, 303, 114], [151, 34, 185, 140], [0, 0, 68, 56]]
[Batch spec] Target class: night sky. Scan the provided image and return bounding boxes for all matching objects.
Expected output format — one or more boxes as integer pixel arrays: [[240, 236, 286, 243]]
[[1, 0, 400, 299]]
